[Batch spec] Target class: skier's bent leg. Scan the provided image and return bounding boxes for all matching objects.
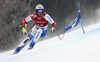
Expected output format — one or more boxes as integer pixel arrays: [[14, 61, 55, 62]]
[[29, 29, 42, 49], [14, 36, 30, 54], [40, 29, 47, 38]]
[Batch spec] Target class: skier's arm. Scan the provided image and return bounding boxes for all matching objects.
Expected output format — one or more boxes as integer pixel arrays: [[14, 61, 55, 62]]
[[45, 14, 56, 32], [22, 14, 34, 35], [23, 14, 34, 27], [45, 14, 56, 27]]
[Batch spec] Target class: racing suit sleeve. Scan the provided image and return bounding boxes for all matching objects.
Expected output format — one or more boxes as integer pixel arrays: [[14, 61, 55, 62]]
[[23, 14, 34, 27], [45, 14, 56, 27]]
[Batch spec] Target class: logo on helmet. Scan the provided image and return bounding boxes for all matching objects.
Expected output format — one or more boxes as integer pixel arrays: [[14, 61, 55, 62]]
[[38, 5, 42, 9], [35, 4, 44, 10]]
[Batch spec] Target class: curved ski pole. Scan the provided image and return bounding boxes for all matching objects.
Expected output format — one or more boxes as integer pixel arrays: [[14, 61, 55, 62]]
[[62, 32, 66, 40], [19, 25, 23, 27], [62, 24, 68, 40], [55, 31, 62, 41]]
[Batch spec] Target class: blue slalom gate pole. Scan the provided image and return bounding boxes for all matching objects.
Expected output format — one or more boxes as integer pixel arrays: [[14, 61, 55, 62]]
[[78, 2, 85, 34]]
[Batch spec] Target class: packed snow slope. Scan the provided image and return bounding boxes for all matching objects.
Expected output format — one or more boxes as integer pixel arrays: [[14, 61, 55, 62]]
[[0, 23, 100, 62]]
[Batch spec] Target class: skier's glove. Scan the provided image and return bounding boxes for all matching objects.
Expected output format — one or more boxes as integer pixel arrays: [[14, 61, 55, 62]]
[[50, 27, 55, 32], [22, 27, 27, 35]]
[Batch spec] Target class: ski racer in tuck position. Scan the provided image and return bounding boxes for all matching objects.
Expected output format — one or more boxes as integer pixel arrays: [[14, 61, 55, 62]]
[[14, 4, 56, 54]]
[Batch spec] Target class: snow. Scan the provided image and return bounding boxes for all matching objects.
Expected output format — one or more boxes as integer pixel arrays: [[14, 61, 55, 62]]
[[0, 23, 100, 62]]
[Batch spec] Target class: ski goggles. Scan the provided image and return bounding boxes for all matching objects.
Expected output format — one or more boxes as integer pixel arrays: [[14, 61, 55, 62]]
[[36, 9, 43, 13]]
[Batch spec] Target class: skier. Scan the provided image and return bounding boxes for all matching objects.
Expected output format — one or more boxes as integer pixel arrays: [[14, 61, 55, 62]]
[[14, 4, 56, 54]]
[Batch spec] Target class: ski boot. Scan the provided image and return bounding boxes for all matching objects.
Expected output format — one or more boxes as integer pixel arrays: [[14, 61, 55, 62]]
[[13, 47, 21, 54], [28, 43, 35, 50]]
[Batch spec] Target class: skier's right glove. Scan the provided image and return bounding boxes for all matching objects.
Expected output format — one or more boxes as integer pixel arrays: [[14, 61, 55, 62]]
[[22, 27, 27, 35]]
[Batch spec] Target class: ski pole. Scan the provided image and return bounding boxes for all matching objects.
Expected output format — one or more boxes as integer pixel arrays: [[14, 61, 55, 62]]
[[19, 25, 23, 27], [80, 18, 85, 34], [55, 31, 62, 41], [62, 24, 68, 40], [62, 32, 65, 40]]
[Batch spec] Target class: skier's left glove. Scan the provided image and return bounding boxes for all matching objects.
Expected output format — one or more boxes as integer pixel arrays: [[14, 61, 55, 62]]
[[50, 27, 55, 32], [22, 27, 27, 35]]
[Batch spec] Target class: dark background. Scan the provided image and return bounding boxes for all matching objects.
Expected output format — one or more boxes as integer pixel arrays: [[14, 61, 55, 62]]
[[0, 0, 100, 52]]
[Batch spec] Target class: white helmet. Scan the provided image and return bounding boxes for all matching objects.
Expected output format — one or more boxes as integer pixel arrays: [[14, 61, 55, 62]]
[[35, 4, 44, 10]]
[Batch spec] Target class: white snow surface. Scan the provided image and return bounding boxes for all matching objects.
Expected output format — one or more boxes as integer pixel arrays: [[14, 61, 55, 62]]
[[0, 23, 100, 62]]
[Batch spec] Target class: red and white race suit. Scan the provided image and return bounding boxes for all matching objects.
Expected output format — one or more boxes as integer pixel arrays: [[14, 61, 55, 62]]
[[17, 12, 56, 49]]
